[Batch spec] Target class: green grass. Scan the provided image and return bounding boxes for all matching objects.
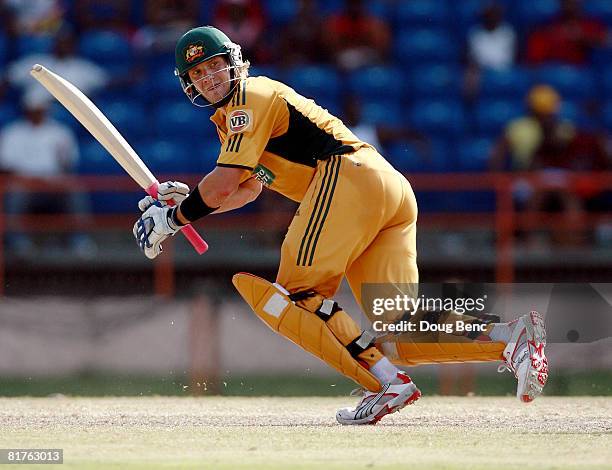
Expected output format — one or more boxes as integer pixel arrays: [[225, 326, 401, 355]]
[[1, 371, 612, 397], [0, 397, 611, 469]]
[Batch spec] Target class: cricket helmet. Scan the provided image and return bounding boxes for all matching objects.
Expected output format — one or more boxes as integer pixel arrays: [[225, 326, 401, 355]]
[[174, 26, 245, 108]]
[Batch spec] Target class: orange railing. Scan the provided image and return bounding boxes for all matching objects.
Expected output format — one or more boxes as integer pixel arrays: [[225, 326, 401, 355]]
[[0, 172, 611, 296]]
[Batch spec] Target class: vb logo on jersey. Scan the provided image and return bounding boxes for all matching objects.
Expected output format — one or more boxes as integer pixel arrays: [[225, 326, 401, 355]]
[[228, 109, 253, 134]]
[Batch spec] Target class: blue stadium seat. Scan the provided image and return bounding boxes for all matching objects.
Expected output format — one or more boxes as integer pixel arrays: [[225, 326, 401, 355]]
[[0, 103, 18, 129], [0, 34, 6, 66], [79, 30, 132, 65], [452, 0, 487, 31], [130, 0, 146, 26], [599, 65, 612, 98], [358, 100, 403, 126], [533, 66, 596, 100], [148, 68, 184, 100], [386, 143, 423, 172], [396, 29, 457, 64], [78, 140, 124, 174], [196, 140, 222, 173], [95, 100, 148, 141], [475, 100, 525, 136], [513, 0, 559, 27], [318, 0, 343, 15], [409, 100, 465, 136], [368, 0, 392, 19], [396, 0, 450, 26], [347, 66, 403, 100], [591, 46, 612, 69], [142, 51, 176, 75], [584, 0, 612, 25], [16, 35, 54, 56], [388, 140, 453, 172], [248, 65, 284, 82], [479, 67, 533, 99], [138, 140, 191, 175], [152, 100, 216, 140], [313, 95, 342, 117], [456, 137, 495, 172], [91, 85, 136, 104], [262, 0, 298, 24], [133, 139, 216, 176], [409, 64, 461, 98], [558, 101, 596, 129], [601, 102, 612, 129], [317, 0, 390, 18], [50, 102, 83, 136], [285, 66, 340, 100]]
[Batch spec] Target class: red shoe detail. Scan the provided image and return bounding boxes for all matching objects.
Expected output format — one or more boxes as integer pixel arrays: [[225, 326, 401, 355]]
[[396, 372, 412, 384], [368, 389, 422, 425]]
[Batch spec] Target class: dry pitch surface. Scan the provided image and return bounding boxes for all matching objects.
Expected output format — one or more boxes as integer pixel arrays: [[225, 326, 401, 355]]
[[0, 396, 611, 469]]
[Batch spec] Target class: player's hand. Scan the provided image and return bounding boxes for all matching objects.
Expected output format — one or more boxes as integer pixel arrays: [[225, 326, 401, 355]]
[[133, 203, 183, 259], [137, 181, 190, 212]]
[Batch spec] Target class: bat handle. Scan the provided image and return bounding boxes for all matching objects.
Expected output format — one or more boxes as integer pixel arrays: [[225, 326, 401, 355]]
[[146, 182, 209, 255]]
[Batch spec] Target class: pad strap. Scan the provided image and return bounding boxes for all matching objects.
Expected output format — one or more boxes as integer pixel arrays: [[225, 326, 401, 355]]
[[346, 330, 376, 358], [315, 299, 341, 321]]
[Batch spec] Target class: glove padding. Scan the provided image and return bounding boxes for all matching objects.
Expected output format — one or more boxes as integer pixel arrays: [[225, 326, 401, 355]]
[[133, 203, 183, 259], [138, 181, 190, 212]]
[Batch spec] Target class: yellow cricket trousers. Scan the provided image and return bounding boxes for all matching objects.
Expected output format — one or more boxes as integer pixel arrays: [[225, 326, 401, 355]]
[[276, 146, 504, 367], [276, 146, 418, 304]]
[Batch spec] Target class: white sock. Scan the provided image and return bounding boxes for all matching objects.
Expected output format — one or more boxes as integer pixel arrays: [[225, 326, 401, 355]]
[[489, 323, 512, 343], [370, 357, 400, 384]]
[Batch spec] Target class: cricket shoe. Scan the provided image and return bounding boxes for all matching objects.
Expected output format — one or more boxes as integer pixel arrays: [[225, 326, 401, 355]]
[[498, 311, 549, 403], [336, 371, 421, 425]]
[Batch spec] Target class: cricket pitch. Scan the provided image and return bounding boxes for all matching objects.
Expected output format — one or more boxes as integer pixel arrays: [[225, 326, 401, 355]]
[[1, 396, 611, 469]]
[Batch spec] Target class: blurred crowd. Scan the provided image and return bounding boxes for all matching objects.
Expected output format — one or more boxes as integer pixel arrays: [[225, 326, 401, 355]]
[[0, 0, 611, 253]]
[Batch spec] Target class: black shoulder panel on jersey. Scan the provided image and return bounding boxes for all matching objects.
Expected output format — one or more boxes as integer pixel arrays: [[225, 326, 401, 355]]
[[264, 100, 354, 168]]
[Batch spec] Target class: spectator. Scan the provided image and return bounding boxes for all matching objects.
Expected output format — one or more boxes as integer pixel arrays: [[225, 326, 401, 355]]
[[467, 3, 516, 71], [322, 0, 391, 71], [526, 0, 609, 65], [213, 0, 268, 63], [0, 90, 95, 257], [4, 27, 110, 97], [464, 2, 517, 101], [490, 85, 610, 245], [134, 0, 199, 55], [489, 85, 574, 172], [278, 0, 327, 66]]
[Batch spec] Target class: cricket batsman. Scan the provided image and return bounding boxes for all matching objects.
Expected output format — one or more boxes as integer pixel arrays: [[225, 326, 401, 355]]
[[133, 26, 548, 425]]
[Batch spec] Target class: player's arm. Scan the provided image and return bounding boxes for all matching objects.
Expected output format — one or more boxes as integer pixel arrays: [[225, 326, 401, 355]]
[[174, 166, 246, 224], [213, 176, 263, 214]]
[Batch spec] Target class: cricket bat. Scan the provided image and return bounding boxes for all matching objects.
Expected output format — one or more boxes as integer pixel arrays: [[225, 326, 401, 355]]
[[30, 63, 208, 255]]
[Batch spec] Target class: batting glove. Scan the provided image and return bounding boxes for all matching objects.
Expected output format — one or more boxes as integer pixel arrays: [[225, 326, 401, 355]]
[[138, 181, 190, 212], [133, 203, 183, 259]]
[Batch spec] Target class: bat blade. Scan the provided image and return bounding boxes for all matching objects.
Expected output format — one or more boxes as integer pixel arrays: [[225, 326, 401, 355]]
[[30, 63, 155, 188], [30, 63, 208, 255]]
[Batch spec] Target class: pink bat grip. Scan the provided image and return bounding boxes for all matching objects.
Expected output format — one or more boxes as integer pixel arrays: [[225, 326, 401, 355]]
[[146, 182, 208, 254]]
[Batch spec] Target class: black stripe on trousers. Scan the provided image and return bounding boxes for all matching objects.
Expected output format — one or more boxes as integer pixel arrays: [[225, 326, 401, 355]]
[[296, 159, 332, 266], [296, 156, 341, 267]]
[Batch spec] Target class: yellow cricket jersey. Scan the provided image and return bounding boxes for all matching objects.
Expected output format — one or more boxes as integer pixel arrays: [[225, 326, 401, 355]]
[[210, 76, 370, 202]]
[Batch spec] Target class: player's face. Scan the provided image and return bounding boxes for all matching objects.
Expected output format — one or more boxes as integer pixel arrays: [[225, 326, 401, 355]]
[[188, 56, 232, 104]]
